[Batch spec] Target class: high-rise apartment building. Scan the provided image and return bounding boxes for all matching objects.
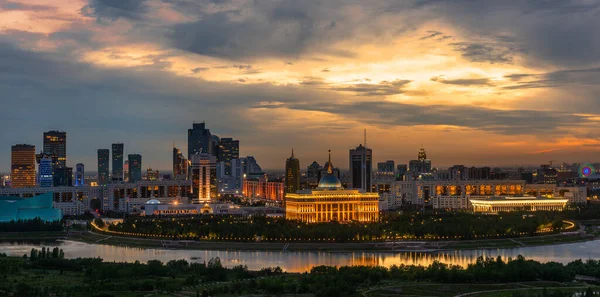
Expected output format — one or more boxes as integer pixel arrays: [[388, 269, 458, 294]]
[[43, 131, 66, 168], [188, 122, 213, 159], [377, 160, 395, 173], [75, 163, 85, 186], [128, 154, 142, 183], [38, 154, 53, 187], [97, 149, 110, 185], [285, 149, 300, 195], [172, 147, 188, 180], [112, 143, 124, 181], [217, 137, 239, 177], [190, 152, 216, 203], [53, 166, 73, 187], [11, 144, 36, 188], [349, 144, 372, 192]]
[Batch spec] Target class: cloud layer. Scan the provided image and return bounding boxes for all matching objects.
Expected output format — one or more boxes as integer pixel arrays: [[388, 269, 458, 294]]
[[1, 0, 600, 170]]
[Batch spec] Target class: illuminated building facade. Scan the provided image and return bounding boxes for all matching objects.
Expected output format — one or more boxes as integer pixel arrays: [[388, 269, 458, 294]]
[[75, 163, 85, 186], [0, 193, 62, 222], [217, 137, 239, 176], [53, 166, 73, 187], [243, 175, 285, 201], [128, 154, 142, 183], [191, 152, 216, 203], [43, 131, 66, 168], [392, 180, 526, 209], [112, 143, 124, 181], [286, 152, 379, 223], [188, 122, 213, 159], [97, 149, 109, 185], [172, 146, 187, 180], [285, 149, 300, 195], [350, 144, 372, 192], [470, 196, 568, 213], [11, 144, 36, 188], [38, 154, 53, 187], [147, 168, 159, 181]]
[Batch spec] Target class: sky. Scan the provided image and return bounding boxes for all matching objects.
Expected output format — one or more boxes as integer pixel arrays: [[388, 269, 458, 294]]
[[2, 0, 600, 171]]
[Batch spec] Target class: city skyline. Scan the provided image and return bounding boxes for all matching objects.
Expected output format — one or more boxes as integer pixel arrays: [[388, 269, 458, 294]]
[[2, 1, 600, 171]]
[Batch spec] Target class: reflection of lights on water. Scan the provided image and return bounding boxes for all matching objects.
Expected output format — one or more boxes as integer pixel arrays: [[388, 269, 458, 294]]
[[3, 240, 600, 273]]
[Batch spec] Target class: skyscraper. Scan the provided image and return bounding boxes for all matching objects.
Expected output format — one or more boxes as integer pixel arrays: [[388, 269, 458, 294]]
[[188, 122, 213, 160], [11, 144, 36, 188], [285, 149, 300, 195], [409, 146, 432, 174], [97, 149, 109, 185], [191, 152, 216, 203], [38, 154, 53, 187], [349, 143, 372, 192], [173, 146, 188, 180], [217, 137, 240, 177], [128, 154, 142, 183], [53, 166, 73, 187], [112, 143, 124, 181], [242, 156, 262, 176], [75, 163, 85, 186], [43, 131, 66, 168], [377, 160, 395, 173]]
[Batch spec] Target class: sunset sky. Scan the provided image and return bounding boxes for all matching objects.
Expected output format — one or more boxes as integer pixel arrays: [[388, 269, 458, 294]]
[[2, 0, 600, 171]]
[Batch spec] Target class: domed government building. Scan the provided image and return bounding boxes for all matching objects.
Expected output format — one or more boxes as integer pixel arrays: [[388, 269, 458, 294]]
[[285, 151, 380, 223]]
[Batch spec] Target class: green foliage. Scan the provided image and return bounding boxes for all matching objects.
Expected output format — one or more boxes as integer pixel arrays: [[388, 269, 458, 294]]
[[107, 210, 570, 241], [0, 254, 598, 297], [0, 217, 62, 232]]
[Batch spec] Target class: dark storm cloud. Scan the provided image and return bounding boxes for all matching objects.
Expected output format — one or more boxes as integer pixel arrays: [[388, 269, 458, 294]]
[[451, 42, 524, 64], [258, 100, 592, 135], [82, 0, 149, 21], [414, 0, 600, 68], [504, 67, 600, 90], [430, 76, 493, 86]]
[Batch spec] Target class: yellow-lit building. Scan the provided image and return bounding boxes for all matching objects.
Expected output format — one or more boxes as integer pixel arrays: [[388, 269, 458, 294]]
[[285, 152, 379, 223], [470, 196, 568, 213]]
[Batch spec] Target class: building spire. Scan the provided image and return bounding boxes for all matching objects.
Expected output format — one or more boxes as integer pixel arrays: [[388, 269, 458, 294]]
[[327, 150, 333, 174], [364, 129, 367, 148], [291, 148, 294, 158]]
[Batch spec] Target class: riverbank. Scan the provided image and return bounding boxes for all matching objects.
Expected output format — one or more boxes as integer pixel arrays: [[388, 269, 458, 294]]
[[66, 229, 595, 252]]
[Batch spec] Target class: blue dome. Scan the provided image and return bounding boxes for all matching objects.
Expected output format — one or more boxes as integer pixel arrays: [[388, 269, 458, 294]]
[[146, 199, 161, 205], [317, 174, 343, 190]]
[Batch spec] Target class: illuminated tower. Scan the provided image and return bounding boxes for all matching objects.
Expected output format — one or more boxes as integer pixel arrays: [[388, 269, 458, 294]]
[[112, 143, 124, 181], [349, 130, 372, 192], [11, 144, 36, 188], [43, 131, 66, 168], [38, 154, 53, 187], [191, 152, 216, 203], [285, 149, 300, 195], [188, 122, 213, 160], [97, 149, 109, 185], [173, 146, 188, 180], [75, 163, 85, 186], [128, 154, 142, 183]]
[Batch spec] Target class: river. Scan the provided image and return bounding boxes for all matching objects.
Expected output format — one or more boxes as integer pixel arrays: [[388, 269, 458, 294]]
[[1, 240, 599, 273]]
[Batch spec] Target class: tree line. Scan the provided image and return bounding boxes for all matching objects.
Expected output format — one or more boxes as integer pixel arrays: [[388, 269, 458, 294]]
[[107, 210, 567, 241], [1, 253, 600, 297]]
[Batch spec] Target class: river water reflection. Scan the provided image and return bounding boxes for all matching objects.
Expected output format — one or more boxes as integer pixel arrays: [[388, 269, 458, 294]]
[[1, 240, 599, 273]]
